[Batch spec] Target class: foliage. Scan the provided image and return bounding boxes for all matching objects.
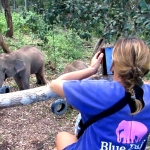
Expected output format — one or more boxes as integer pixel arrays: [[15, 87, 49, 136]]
[[102, 0, 150, 43], [0, 12, 7, 34], [13, 11, 41, 32], [3, 0, 150, 43], [0, 11, 92, 73], [43, 0, 102, 40], [42, 27, 91, 72], [11, 11, 49, 44], [1, 0, 150, 74], [15, 0, 148, 43]]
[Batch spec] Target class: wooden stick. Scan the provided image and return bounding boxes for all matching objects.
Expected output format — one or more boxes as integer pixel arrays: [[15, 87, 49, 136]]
[[0, 35, 11, 53]]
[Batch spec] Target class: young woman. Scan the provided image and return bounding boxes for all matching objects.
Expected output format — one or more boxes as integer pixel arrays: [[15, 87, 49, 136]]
[[50, 37, 150, 150]]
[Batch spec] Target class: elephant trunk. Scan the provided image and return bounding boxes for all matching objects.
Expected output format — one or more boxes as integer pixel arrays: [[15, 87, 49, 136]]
[[116, 128, 121, 143]]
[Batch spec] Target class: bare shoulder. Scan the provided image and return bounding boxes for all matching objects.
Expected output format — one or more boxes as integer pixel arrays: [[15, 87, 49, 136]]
[[143, 80, 150, 84]]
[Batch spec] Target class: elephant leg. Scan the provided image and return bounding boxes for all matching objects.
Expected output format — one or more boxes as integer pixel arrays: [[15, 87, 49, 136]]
[[36, 74, 47, 84], [122, 136, 130, 144], [22, 75, 30, 90], [122, 138, 126, 144], [17, 72, 30, 90], [36, 75, 42, 84], [13, 75, 24, 90], [127, 138, 131, 144], [36, 66, 47, 84]]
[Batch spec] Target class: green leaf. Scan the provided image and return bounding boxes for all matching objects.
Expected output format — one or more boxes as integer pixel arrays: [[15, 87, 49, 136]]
[[145, 23, 150, 29], [133, 14, 141, 19], [124, 23, 134, 31], [140, 0, 148, 11], [143, 20, 150, 26], [136, 17, 146, 24]]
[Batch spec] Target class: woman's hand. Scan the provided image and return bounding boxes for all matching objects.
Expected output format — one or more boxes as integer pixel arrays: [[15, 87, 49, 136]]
[[90, 51, 104, 72], [50, 51, 104, 97]]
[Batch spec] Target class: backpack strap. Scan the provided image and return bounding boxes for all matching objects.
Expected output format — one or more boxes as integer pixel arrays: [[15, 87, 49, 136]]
[[77, 92, 131, 139]]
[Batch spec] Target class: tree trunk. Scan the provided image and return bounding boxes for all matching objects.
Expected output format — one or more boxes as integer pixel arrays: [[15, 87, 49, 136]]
[[0, 2, 2, 12], [13, 0, 16, 10], [1, 0, 13, 37], [0, 35, 11, 53], [0, 85, 60, 108], [24, 0, 28, 12]]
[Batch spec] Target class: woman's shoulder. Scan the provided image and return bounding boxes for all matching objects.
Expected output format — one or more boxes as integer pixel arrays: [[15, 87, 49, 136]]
[[83, 79, 124, 90], [64, 79, 125, 94], [80, 79, 126, 99], [63, 79, 125, 103], [143, 83, 150, 96]]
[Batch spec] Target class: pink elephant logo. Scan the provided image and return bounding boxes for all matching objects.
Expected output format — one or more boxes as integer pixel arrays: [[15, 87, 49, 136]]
[[116, 120, 148, 144]]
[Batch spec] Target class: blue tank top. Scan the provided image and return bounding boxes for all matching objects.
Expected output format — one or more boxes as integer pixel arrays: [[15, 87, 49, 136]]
[[63, 79, 150, 150]]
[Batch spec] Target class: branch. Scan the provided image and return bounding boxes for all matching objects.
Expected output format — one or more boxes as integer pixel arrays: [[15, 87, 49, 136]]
[[91, 38, 104, 59], [0, 35, 11, 53]]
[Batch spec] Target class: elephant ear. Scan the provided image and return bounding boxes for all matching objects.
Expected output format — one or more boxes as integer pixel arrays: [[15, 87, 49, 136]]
[[14, 59, 26, 73]]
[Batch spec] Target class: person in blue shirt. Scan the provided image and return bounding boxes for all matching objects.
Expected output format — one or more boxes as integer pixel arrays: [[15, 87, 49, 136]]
[[50, 37, 150, 150]]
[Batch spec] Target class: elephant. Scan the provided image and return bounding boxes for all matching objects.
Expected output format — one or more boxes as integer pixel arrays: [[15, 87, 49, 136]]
[[116, 120, 148, 144], [0, 46, 47, 90], [63, 38, 104, 77], [63, 60, 88, 73]]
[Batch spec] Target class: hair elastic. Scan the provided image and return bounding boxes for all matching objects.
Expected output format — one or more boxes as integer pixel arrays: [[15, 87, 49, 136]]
[[131, 95, 136, 100]]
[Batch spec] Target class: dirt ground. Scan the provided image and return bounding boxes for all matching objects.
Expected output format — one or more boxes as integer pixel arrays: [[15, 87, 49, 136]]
[[0, 100, 79, 150], [0, 76, 79, 150]]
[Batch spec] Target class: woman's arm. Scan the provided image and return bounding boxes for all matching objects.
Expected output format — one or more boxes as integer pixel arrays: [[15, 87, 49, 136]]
[[50, 52, 104, 97]]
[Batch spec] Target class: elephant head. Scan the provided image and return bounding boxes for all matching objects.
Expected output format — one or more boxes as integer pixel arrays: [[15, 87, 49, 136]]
[[0, 53, 26, 87]]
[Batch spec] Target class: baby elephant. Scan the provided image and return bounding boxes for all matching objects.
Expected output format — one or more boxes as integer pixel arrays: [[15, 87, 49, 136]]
[[63, 38, 105, 79], [63, 60, 88, 73], [0, 46, 47, 90]]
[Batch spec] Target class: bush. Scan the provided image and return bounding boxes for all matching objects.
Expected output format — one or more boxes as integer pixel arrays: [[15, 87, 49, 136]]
[[0, 12, 7, 34]]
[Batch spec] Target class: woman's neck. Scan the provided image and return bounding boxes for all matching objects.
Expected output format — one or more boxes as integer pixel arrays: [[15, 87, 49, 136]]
[[113, 71, 124, 85]]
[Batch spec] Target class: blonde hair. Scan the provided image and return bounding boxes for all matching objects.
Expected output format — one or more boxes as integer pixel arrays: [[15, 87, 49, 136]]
[[112, 37, 150, 114]]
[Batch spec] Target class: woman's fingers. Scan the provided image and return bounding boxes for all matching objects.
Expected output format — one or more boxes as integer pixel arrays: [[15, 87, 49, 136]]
[[97, 53, 104, 61]]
